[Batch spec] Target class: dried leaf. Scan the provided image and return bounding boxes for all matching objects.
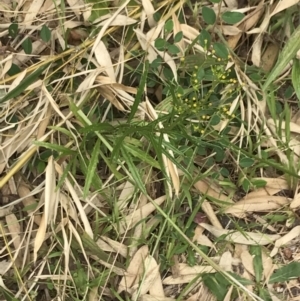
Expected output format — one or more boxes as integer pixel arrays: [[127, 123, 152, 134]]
[[200, 223, 280, 245]]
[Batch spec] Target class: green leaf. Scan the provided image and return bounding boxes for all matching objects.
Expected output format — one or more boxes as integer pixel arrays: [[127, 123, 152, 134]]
[[33, 141, 76, 155], [40, 24, 51, 42], [124, 144, 160, 169], [8, 23, 18, 38], [22, 37, 32, 54], [222, 12, 245, 24], [0, 287, 19, 301], [7, 63, 21, 76], [164, 19, 174, 33], [269, 262, 300, 283], [242, 178, 251, 192], [120, 146, 147, 195], [209, 114, 221, 126], [213, 42, 228, 59], [168, 44, 180, 54], [199, 29, 211, 48], [0, 63, 50, 104], [202, 273, 228, 301], [249, 246, 263, 283], [264, 26, 300, 91], [292, 58, 300, 100], [202, 7, 216, 25], [174, 31, 183, 43], [128, 60, 149, 122], [154, 38, 167, 51], [83, 139, 101, 198], [87, 0, 109, 22], [240, 157, 254, 167], [258, 287, 272, 301], [251, 179, 267, 188], [210, 0, 221, 2]]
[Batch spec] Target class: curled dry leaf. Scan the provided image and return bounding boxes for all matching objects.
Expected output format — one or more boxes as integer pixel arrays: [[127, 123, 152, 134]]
[[224, 196, 289, 218], [194, 179, 234, 203], [175, 263, 216, 276], [240, 250, 255, 276], [261, 43, 280, 72], [201, 200, 223, 229], [118, 245, 149, 293], [200, 223, 281, 245], [94, 41, 116, 81], [117, 180, 135, 210], [5, 213, 21, 252], [66, 0, 85, 17], [246, 177, 288, 198], [145, 98, 179, 196], [118, 195, 166, 234], [142, 0, 156, 28], [219, 251, 233, 272], [139, 296, 175, 301], [131, 256, 161, 298], [270, 0, 299, 17], [55, 162, 93, 238], [163, 272, 211, 285], [270, 226, 300, 257], [218, 25, 241, 36], [96, 236, 128, 258], [34, 156, 56, 261], [18, 184, 42, 225], [23, 0, 44, 26]]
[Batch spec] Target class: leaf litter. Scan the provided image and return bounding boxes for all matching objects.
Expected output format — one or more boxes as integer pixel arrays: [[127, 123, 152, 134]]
[[0, 0, 300, 300]]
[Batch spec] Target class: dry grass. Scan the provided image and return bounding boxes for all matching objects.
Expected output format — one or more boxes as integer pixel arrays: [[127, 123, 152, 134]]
[[1, 0, 300, 300]]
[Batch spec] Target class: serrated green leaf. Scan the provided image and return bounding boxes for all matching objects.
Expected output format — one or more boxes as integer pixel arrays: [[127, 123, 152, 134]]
[[292, 58, 300, 100], [83, 139, 101, 198], [40, 25, 51, 42], [22, 37, 32, 54], [264, 27, 300, 91], [269, 262, 300, 283], [222, 12, 245, 24], [0, 63, 50, 104], [202, 7, 216, 25]]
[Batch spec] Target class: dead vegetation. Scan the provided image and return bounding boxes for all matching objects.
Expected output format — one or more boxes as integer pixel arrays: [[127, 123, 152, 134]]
[[1, 0, 300, 300]]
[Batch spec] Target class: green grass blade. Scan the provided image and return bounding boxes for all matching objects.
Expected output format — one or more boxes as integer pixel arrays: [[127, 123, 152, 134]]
[[0, 63, 50, 104], [292, 58, 300, 100], [128, 60, 149, 122], [263, 27, 300, 91], [120, 145, 147, 194], [33, 141, 76, 155], [83, 138, 101, 198]]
